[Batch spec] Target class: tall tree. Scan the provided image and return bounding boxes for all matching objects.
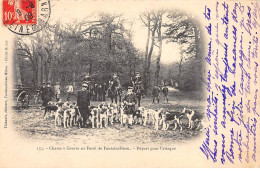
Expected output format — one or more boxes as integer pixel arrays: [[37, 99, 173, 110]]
[[140, 11, 162, 92], [154, 11, 163, 85], [47, 20, 60, 83], [140, 12, 151, 93], [164, 10, 204, 91]]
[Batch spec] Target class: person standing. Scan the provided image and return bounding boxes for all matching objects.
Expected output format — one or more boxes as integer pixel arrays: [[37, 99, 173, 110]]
[[132, 72, 144, 97], [103, 82, 108, 101], [77, 82, 91, 128], [66, 83, 74, 101], [43, 82, 54, 107], [162, 85, 169, 103], [132, 72, 143, 86], [122, 86, 137, 128], [40, 83, 46, 105], [54, 82, 61, 102], [98, 84, 103, 101], [93, 84, 98, 101], [152, 85, 160, 103]]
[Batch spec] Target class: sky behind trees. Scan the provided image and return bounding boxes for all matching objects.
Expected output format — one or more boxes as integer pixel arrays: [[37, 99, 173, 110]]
[[50, 1, 182, 64], [15, 0, 204, 92]]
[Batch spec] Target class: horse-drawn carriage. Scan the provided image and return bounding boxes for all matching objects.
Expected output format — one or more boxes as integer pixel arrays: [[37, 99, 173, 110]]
[[12, 84, 31, 109]]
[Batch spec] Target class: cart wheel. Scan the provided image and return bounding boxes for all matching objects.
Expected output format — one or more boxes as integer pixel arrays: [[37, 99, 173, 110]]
[[17, 91, 30, 108]]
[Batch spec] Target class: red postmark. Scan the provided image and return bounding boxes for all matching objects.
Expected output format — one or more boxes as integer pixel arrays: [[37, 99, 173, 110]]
[[3, 0, 37, 25]]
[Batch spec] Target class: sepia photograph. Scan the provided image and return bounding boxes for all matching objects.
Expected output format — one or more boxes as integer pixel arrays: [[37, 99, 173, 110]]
[[11, 5, 206, 147], [1, 0, 259, 168]]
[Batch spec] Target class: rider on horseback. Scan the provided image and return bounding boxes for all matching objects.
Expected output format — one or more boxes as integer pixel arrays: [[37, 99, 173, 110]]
[[132, 71, 144, 99], [83, 74, 92, 85], [132, 72, 142, 87], [108, 73, 121, 91], [108, 73, 122, 103]]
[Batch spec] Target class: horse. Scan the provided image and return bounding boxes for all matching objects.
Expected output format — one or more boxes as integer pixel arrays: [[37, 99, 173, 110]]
[[133, 83, 144, 107], [108, 80, 122, 104], [116, 87, 123, 103]]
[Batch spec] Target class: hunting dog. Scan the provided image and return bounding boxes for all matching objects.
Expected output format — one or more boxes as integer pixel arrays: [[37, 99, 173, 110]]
[[61, 101, 79, 128], [54, 101, 64, 126], [146, 109, 156, 126], [182, 108, 203, 130], [69, 102, 78, 127], [98, 103, 108, 128], [140, 107, 148, 126], [113, 103, 121, 123], [90, 106, 99, 128], [75, 106, 84, 128], [44, 101, 58, 119], [135, 107, 148, 125], [106, 103, 114, 125], [149, 109, 163, 130], [182, 108, 195, 129], [161, 110, 185, 131], [63, 103, 78, 128]]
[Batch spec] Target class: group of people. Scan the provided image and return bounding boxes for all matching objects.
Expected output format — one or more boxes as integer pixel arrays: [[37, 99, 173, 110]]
[[91, 83, 108, 101], [76, 72, 143, 128], [152, 85, 169, 104], [40, 82, 74, 108], [77, 79, 138, 128], [40, 72, 168, 128]]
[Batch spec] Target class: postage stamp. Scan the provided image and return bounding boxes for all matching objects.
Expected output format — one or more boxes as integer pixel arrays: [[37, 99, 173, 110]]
[[3, 0, 37, 25], [2, 0, 50, 35]]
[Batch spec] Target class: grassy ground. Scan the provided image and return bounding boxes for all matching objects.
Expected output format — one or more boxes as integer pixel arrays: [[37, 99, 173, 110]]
[[12, 87, 206, 147]]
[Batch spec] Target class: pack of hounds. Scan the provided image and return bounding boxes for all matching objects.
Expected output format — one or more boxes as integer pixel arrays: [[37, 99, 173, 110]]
[[44, 100, 204, 131]]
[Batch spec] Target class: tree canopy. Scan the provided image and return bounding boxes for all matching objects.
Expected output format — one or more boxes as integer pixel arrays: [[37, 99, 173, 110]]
[[15, 10, 204, 93]]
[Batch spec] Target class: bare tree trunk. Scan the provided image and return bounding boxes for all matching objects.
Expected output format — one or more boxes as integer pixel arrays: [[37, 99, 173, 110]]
[[72, 72, 76, 88], [45, 61, 48, 83], [194, 26, 200, 59], [15, 56, 22, 85], [146, 20, 158, 88], [133, 57, 136, 74], [73, 57, 76, 88], [143, 13, 150, 94], [38, 30, 45, 86], [47, 21, 60, 83], [129, 63, 132, 77], [89, 61, 93, 75], [32, 47, 38, 87], [155, 13, 163, 86], [88, 29, 94, 76], [178, 55, 184, 83], [187, 18, 204, 90], [37, 55, 41, 87], [187, 18, 202, 59], [34, 65, 38, 87], [40, 55, 43, 85]]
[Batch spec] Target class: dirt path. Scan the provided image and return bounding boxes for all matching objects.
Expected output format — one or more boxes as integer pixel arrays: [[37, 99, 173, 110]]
[[12, 89, 205, 146]]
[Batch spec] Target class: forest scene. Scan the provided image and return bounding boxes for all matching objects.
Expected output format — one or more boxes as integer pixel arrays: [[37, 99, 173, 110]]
[[14, 9, 205, 93], [12, 8, 206, 145]]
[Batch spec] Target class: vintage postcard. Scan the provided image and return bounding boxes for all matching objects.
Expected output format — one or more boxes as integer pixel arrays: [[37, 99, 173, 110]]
[[0, 0, 259, 168]]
